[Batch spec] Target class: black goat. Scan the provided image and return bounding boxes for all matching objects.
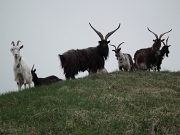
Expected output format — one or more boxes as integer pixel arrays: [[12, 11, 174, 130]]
[[154, 37, 171, 71], [31, 65, 61, 87], [134, 27, 172, 70], [59, 23, 120, 79]]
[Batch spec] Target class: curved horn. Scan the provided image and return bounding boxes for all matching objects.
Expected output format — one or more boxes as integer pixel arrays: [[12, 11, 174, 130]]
[[32, 64, 34, 71], [11, 41, 15, 46], [166, 36, 169, 46], [105, 23, 121, 40], [159, 29, 172, 39], [162, 41, 166, 46], [147, 27, 158, 39], [16, 40, 21, 46], [89, 23, 104, 40], [109, 44, 117, 50], [117, 42, 125, 49]]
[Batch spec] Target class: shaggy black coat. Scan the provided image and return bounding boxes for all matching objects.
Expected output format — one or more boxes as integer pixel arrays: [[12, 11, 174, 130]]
[[59, 23, 121, 79], [59, 41, 109, 79]]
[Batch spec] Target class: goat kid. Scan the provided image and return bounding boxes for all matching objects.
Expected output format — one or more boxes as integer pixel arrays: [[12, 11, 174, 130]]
[[59, 23, 120, 79], [31, 65, 61, 87], [110, 42, 133, 71], [10, 40, 32, 91], [134, 28, 172, 70]]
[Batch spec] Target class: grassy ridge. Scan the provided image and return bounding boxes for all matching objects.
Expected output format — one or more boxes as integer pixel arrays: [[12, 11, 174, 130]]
[[0, 71, 180, 135]]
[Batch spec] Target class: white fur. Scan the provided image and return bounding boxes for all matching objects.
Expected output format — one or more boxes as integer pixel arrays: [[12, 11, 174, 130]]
[[11, 43, 32, 91], [135, 61, 147, 70], [97, 68, 108, 74], [88, 67, 108, 75], [117, 51, 131, 71]]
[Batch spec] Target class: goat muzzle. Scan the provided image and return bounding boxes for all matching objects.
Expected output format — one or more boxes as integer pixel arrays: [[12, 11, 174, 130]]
[[15, 54, 18, 59]]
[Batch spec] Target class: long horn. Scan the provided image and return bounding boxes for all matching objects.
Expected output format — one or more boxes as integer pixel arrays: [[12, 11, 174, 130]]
[[162, 41, 166, 46], [105, 23, 121, 40], [117, 42, 125, 49], [11, 41, 15, 46], [16, 40, 21, 46], [166, 36, 169, 45], [147, 27, 158, 39], [109, 44, 117, 50], [32, 64, 34, 71], [159, 29, 172, 39], [89, 23, 104, 40]]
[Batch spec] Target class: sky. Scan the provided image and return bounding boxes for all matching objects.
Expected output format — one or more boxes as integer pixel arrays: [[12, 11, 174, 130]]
[[1, 0, 180, 94]]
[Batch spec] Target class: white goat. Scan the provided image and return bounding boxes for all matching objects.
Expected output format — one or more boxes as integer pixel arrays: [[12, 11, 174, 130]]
[[110, 42, 133, 71], [10, 40, 32, 91]]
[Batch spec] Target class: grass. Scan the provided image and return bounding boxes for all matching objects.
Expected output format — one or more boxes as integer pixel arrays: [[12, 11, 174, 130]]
[[0, 71, 180, 135]]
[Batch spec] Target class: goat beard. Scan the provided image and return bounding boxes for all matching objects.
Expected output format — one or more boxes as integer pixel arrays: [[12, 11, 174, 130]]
[[97, 46, 109, 60], [17, 64, 20, 68]]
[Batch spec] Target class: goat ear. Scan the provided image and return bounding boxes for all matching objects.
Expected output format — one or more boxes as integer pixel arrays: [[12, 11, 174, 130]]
[[20, 45, 23, 50], [112, 50, 115, 52], [168, 45, 171, 47], [107, 41, 110, 44], [161, 39, 165, 42], [33, 69, 36, 72]]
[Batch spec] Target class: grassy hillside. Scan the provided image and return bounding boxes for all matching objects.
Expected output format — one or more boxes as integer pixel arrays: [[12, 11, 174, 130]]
[[0, 71, 180, 135]]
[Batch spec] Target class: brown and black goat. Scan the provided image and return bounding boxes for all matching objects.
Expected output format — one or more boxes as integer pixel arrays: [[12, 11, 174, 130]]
[[153, 37, 171, 71], [134, 27, 172, 70], [31, 65, 61, 87], [59, 23, 120, 79], [109, 42, 133, 71]]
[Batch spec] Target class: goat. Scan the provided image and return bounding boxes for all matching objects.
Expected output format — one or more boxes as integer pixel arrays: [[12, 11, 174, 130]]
[[58, 23, 120, 79], [31, 65, 62, 87], [87, 67, 108, 75], [134, 28, 172, 70], [110, 42, 133, 71], [10, 40, 32, 91], [153, 37, 171, 71]]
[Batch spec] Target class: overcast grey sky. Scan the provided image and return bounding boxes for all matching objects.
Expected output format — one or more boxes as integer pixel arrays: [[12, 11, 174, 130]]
[[1, 0, 180, 94]]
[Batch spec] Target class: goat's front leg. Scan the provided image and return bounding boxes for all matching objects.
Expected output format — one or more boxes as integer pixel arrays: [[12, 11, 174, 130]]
[[23, 79, 27, 89], [17, 82, 21, 91], [28, 83, 31, 88], [119, 66, 123, 71], [26, 81, 31, 88], [24, 83, 27, 89]]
